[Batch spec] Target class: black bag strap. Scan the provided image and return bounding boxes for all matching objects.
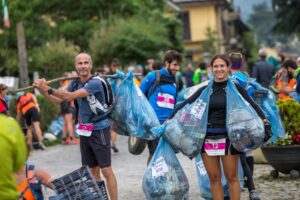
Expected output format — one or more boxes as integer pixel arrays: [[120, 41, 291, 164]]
[[147, 70, 161, 99]]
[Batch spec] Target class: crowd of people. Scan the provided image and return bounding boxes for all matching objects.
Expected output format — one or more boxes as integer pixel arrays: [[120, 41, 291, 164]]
[[0, 48, 299, 200]]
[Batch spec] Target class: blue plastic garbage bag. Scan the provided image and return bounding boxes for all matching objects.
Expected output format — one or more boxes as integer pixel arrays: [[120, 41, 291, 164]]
[[176, 81, 210, 105], [195, 155, 244, 200], [290, 92, 300, 103], [226, 79, 265, 152], [48, 116, 64, 137], [250, 81, 285, 142], [111, 72, 159, 140], [142, 138, 189, 200], [107, 70, 125, 95], [154, 80, 212, 157]]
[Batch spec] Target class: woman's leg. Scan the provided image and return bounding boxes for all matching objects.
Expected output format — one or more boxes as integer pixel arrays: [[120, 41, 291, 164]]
[[201, 153, 223, 200], [65, 113, 74, 138], [221, 154, 241, 200]]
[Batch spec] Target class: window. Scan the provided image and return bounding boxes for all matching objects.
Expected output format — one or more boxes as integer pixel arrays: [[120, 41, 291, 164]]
[[180, 12, 191, 41]]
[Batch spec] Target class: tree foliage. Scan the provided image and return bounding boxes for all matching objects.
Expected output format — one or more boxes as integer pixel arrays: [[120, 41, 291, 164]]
[[201, 27, 218, 56], [247, 2, 276, 46], [90, 16, 171, 66], [272, 0, 300, 35]]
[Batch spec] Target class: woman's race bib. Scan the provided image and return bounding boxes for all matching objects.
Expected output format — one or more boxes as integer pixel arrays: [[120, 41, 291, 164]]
[[204, 138, 226, 156], [157, 93, 175, 109], [77, 123, 94, 137]]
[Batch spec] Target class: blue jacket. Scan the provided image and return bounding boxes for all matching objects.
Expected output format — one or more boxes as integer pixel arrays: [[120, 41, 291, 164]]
[[140, 68, 177, 122]]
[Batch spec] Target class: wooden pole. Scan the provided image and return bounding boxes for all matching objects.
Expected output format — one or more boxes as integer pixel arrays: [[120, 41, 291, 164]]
[[15, 73, 141, 92]]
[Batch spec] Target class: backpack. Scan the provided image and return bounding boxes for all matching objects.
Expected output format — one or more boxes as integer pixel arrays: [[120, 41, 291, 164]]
[[18, 163, 44, 200], [73, 75, 115, 121], [147, 70, 180, 99]]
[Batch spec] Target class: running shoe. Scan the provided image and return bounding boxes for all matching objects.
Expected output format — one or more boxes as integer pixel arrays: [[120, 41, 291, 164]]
[[249, 191, 261, 200], [38, 141, 46, 150], [111, 144, 119, 153], [70, 138, 79, 144]]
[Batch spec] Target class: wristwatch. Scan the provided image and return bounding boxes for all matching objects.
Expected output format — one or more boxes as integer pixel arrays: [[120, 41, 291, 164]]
[[47, 88, 54, 95]]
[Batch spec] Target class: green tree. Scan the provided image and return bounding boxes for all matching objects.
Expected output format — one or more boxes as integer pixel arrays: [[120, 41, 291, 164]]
[[272, 0, 300, 35], [201, 27, 218, 56], [247, 2, 277, 46], [33, 40, 79, 79], [90, 16, 171, 66]]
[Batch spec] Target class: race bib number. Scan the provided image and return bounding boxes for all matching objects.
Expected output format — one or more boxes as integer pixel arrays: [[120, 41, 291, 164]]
[[77, 123, 94, 137], [190, 99, 207, 119], [152, 157, 169, 178], [204, 138, 226, 156], [196, 160, 207, 176], [157, 93, 175, 109]]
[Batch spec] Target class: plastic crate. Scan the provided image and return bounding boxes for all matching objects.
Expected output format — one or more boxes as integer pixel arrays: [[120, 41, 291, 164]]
[[51, 166, 107, 200]]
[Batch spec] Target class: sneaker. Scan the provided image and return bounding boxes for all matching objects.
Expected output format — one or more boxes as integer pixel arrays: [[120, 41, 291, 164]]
[[111, 145, 119, 153], [249, 191, 261, 200], [62, 138, 70, 145], [70, 138, 79, 145], [38, 141, 46, 150]]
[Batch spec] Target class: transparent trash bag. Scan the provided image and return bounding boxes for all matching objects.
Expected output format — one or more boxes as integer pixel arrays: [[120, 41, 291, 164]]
[[142, 138, 189, 200], [155, 81, 212, 157], [226, 79, 264, 152], [195, 155, 244, 200], [176, 81, 210, 105], [250, 81, 285, 142], [111, 72, 159, 140]]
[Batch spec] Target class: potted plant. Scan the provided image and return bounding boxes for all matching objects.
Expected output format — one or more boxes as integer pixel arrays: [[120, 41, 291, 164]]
[[261, 98, 300, 178]]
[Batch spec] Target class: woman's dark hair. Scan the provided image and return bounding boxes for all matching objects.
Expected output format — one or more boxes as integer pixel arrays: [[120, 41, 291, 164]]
[[210, 54, 230, 67]]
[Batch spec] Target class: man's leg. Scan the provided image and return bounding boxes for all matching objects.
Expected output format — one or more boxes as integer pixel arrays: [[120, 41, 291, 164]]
[[89, 127, 118, 200], [101, 167, 118, 200]]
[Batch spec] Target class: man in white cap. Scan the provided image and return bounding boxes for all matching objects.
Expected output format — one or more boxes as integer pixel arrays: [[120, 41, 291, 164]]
[[252, 48, 275, 88]]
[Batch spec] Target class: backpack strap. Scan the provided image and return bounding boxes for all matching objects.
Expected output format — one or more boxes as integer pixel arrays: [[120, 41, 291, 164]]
[[147, 70, 161, 99]]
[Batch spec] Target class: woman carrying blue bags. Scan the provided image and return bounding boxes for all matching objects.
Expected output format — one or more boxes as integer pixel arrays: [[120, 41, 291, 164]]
[[170, 54, 272, 200]]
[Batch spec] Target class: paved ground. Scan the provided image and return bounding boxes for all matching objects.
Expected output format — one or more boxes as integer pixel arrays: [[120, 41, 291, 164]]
[[29, 135, 300, 199]]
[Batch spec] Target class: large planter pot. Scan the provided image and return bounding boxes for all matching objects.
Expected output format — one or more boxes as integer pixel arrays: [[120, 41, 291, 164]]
[[261, 145, 300, 174]]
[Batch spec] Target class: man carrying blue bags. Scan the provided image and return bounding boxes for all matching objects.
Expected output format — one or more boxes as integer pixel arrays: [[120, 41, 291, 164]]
[[140, 50, 183, 164]]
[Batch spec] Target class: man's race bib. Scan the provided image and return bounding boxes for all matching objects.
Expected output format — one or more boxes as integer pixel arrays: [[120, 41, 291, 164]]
[[157, 93, 175, 109], [77, 123, 94, 137], [204, 138, 226, 156]]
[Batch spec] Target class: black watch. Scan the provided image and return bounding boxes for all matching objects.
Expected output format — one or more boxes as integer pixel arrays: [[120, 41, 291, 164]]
[[47, 88, 54, 95]]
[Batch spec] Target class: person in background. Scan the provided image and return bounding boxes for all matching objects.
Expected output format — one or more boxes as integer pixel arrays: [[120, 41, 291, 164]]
[[182, 63, 195, 87], [16, 143, 53, 200], [60, 72, 78, 145], [277, 60, 297, 99], [229, 52, 261, 200], [0, 83, 9, 116], [16, 92, 46, 150], [0, 115, 27, 200], [252, 48, 275, 88], [152, 62, 163, 71], [193, 62, 208, 84], [145, 57, 155, 75]]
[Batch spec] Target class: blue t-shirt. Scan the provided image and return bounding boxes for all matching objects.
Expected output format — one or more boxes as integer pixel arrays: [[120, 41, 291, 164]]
[[68, 77, 111, 130], [140, 68, 177, 122]]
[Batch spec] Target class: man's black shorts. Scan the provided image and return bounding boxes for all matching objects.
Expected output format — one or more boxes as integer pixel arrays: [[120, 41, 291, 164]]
[[80, 126, 111, 168], [24, 107, 40, 126]]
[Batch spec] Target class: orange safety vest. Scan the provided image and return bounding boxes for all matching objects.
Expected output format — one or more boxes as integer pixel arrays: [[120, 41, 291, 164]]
[[278, 78, 296, 99], [17, 164, 41, 200]]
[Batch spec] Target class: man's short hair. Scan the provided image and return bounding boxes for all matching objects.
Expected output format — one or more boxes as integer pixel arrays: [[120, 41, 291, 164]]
[[282, 59, 297, 70], [75, 53, 92, 65], [164, 50, 182, 64], [111, 58, 120, 67]]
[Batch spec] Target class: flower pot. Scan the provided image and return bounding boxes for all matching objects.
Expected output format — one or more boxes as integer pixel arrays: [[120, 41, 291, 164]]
[[261, 145, 300, 174]]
